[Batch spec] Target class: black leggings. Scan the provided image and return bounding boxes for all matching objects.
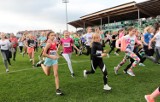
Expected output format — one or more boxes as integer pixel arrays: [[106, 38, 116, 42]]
[[19, 46, 23, 53], [105, 39, 111, 45], [86, 60, 108, 85], [108, 43, 115, 54], [144, 45, 154, 56]]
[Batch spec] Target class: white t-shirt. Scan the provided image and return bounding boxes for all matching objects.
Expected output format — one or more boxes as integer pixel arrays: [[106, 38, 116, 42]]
[[83, 33, 92, 46], [18, 41, 23, 46], [0, 39, 11, 50], [155, 32, 160, 47], [124, 35, 136, 52]]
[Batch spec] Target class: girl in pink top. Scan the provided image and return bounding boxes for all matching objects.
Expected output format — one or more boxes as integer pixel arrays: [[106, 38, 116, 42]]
[[118, 29, 125, 39], [10, 33, 18, 61], [58, 30, 80, 77], [115, 29, 125, 56], [114, 27, 142, 76]]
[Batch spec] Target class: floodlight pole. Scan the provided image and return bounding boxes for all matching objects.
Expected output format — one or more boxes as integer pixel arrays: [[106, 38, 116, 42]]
[[63, 0, 69, 31]]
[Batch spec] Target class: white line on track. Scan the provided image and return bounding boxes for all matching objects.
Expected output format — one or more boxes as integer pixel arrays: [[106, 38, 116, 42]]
[[0, 60, 90, 75]]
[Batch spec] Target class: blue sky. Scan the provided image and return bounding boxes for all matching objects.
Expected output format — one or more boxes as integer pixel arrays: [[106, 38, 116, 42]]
[[0, 0, 146, 33]]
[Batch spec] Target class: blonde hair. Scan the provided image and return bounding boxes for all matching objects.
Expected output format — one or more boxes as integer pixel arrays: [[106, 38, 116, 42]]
[[90, 33, 100, 47], [144, 26, 154, 34], [94, 26, 101, 34]]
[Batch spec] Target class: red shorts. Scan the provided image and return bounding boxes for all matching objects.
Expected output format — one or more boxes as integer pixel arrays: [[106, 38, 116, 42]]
[[27, 47, 34, 54]]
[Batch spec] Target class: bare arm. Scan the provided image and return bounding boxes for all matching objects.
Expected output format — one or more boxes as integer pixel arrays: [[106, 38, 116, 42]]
[[73, 44, 80, 52], [148, 37, 156, 49]]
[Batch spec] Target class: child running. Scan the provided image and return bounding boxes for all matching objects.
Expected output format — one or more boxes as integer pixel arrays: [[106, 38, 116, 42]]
[[148, 26, 160, 64], [0, 32, 11, 72], [83, 33, 111, 91], [38, 32, 47, 61], [82, 26, 93, 56], [26, 34, 36, 67], [22, 33, 28, 57], [73, 33, 81, 56], [41, 31, 63, 95], [114, 27, 142, 76], [10, 33, 18, 61], [58, 30, 80, 77]]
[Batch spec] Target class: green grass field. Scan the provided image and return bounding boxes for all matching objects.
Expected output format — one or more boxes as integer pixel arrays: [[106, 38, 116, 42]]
[[0, 47, 160, 102]]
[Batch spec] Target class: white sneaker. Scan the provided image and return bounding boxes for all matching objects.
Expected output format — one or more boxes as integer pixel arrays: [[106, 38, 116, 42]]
[[83, 70, 87, 77], [107, 54, 110, 58], [127, 70, 135, 76], [6, 69, 9, 73], [103, 84, 112, 90], [114, 67, 118, 75], [30, 59, 33, 62], [114, 52, 119, 56], [43, 57, 45, 60], [139, 63, 145, 67]]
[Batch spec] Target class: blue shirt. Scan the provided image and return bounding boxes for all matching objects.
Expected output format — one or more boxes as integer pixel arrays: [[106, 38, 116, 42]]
[[38, 36, 47, 47], [144, 33, 153, 44], [81, 37, 86, 43]]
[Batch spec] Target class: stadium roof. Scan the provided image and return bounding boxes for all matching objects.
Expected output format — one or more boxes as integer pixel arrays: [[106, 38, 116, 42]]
[[68, 0, 160, 28]]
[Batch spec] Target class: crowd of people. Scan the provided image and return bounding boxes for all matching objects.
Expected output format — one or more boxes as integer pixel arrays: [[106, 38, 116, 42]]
[[0, 23, 160, 101]]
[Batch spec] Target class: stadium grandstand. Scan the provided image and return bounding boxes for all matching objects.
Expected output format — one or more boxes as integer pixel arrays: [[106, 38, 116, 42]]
[[16, 30, 53, 38], [68, 0, 160, 33]]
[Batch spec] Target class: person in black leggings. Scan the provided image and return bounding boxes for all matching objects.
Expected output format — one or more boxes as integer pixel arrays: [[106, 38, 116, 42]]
[[83, 33, 111, 91], [108, 32, 117, 56]]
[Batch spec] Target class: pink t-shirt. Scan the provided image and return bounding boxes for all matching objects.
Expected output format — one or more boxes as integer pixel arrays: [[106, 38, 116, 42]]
[[60, 38, 73, 53], [10, 37, 18, 48]]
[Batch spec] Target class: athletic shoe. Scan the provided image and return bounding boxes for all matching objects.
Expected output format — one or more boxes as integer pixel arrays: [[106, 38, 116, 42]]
[[114, 67, 118, 75], [42, 57, 45, 61], [56, 89, 64, 95], [114, 52, 119, 56], [127, 70, 135, 76], [157, 62, 160, 65], [145, 95, 155, 102], [71, 73, 75, 78], [107, 54, 110, 58], [35, 60, 44, 67], [83, 70, 87, 77], [139, 63, 145, 67], [103, 84, 112, 90], [123, 70, 127, 74], [6, 69, 9, 73], [30, 59, 33, 62]]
